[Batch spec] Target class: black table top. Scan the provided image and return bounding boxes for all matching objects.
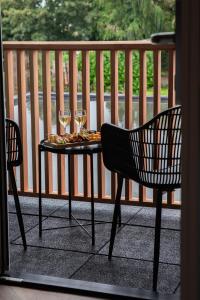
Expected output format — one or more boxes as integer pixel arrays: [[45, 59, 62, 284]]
[[39, 139, 102, 155]]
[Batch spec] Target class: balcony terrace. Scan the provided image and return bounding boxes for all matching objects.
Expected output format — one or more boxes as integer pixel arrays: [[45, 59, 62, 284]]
[[9, 195, 180, 295], [4, 40, 180, 296]]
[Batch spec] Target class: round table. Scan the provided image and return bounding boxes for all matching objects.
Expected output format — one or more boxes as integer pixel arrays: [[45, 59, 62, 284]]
[[38, 139, 102, 245]]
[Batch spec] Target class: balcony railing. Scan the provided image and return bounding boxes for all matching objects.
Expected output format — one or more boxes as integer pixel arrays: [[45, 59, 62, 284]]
[[3, 41, 179, 208]]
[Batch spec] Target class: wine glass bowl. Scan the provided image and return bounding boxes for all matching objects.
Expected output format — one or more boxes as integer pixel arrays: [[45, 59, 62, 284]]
[[74, 109, 87, 133], [59, 109, 71, 133]]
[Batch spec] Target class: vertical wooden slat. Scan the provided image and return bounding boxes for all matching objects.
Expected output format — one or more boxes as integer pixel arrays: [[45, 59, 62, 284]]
[[5, 50, 15, 191], [42, 50, 53, 194], [82, 50, 91, 198], [111, 50, 118, 201], [153, 50, 161, 203], [153, 50, 161, 115], [96, 50, 105, 198], [139, 50, 147, 203], [4, 50, 14, 119], [30, 50, 39, 193], [55, 51, 66, 195], [17, 50, 28, 192], [69, 50, 78, 196], [125, 50, 133, 201], [167, 50, 176, 205], [168, 50, 176, 108]]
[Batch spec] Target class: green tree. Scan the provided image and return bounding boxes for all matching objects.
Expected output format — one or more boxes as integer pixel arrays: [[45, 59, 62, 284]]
[[1, 0, 45, 40], [1, 0, 175, 41], [41, 0, 95, 41], [0, 0, 96, 41], [93, 0, 175, 41]]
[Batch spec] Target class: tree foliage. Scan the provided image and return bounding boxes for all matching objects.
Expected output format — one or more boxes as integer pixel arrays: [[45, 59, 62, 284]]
[[0, 0, 175, 41], [1, 0, 175, 94]]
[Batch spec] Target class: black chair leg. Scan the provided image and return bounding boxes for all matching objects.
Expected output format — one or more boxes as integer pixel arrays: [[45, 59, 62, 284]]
[[153, 189, 162, 291], [108, 174, 123, 260], [9, 168, 27, 250], [90, 154, 95, 245]]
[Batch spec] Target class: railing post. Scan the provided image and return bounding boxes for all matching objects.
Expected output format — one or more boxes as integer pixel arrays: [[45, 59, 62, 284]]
[[125, 49, 133, 201], [96, 50, 105, 199], [111, 50, 119, 201], [42, 50, 53, 194], [153, 50, 161, 203], [4, 50, 14, 119], [55, 50, 66, 196], [167, 49, 176, 205], [139, 50, 147, 203], [82, 50, 91, 198], [69, 50, 78, 196], [17, 50, 28, 192], [30, 50, 39, 193]]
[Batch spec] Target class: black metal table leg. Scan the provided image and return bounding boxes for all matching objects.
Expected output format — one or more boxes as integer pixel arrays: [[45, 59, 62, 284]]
[[68, 154, 72, 220], [90, 153, 95, 245], [39, 146, 42, 237]]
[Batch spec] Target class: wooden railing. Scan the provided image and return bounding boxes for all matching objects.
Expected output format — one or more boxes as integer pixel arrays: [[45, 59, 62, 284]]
[[3, 41, 179, 208]]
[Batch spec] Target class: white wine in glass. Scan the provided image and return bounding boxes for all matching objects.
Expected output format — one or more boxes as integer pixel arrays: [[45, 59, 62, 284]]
[[59, 110, 71, 132], [75, 110, 87, 132]]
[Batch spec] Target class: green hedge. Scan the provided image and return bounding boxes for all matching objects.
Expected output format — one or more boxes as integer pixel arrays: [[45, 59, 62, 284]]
[[77, 51, 154, 94]]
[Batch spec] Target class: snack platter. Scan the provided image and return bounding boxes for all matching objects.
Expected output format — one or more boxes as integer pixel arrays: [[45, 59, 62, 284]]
[[44, 131, 101, 148]]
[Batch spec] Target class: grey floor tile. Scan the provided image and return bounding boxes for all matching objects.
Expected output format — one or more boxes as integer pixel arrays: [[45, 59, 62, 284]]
[[10, 244, 91, 278], [9, 213, 45, 242], [100, 225, 180, 264], [129, 207, 180, 229], [14, 217, 112, 253], [8, 195, 65, 216], [72, 255, 180, 295], [51, 201, 141, 223]]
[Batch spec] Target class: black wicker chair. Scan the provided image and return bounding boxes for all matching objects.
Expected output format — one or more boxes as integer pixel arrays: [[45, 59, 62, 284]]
[[101, 105, 181, 291], [6, 119, 27, 250]]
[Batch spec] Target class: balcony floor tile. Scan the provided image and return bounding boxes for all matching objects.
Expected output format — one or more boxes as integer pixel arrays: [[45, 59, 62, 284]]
[[14, 217, 112, 254], [10, 244, 91, 279], [9, 213, 45, 242], [8, 195, 66, 216], [100, 225, 180, 264], [71, 254, 180, 295], [128, 207, 180, 229], [51, 201, 141, 223]]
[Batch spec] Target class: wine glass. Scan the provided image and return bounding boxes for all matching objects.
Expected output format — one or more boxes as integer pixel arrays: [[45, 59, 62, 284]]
[[59, 109, 71, 133], [74, 109, 87, 133]]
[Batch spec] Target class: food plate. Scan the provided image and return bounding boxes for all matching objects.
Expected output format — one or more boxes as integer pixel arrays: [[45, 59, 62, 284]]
[[43, 131, 101, 148], [43, 139, 101, 148]]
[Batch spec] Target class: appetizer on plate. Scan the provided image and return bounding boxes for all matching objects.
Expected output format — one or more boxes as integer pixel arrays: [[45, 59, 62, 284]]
[[47, 131, 101, 145]]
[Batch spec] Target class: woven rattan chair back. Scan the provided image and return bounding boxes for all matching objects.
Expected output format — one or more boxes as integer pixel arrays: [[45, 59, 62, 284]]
[[5, 118, 27, 250], [130, 105, 181, 190], [101, 105, 182, 190], [6, 118, 23, 169]]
